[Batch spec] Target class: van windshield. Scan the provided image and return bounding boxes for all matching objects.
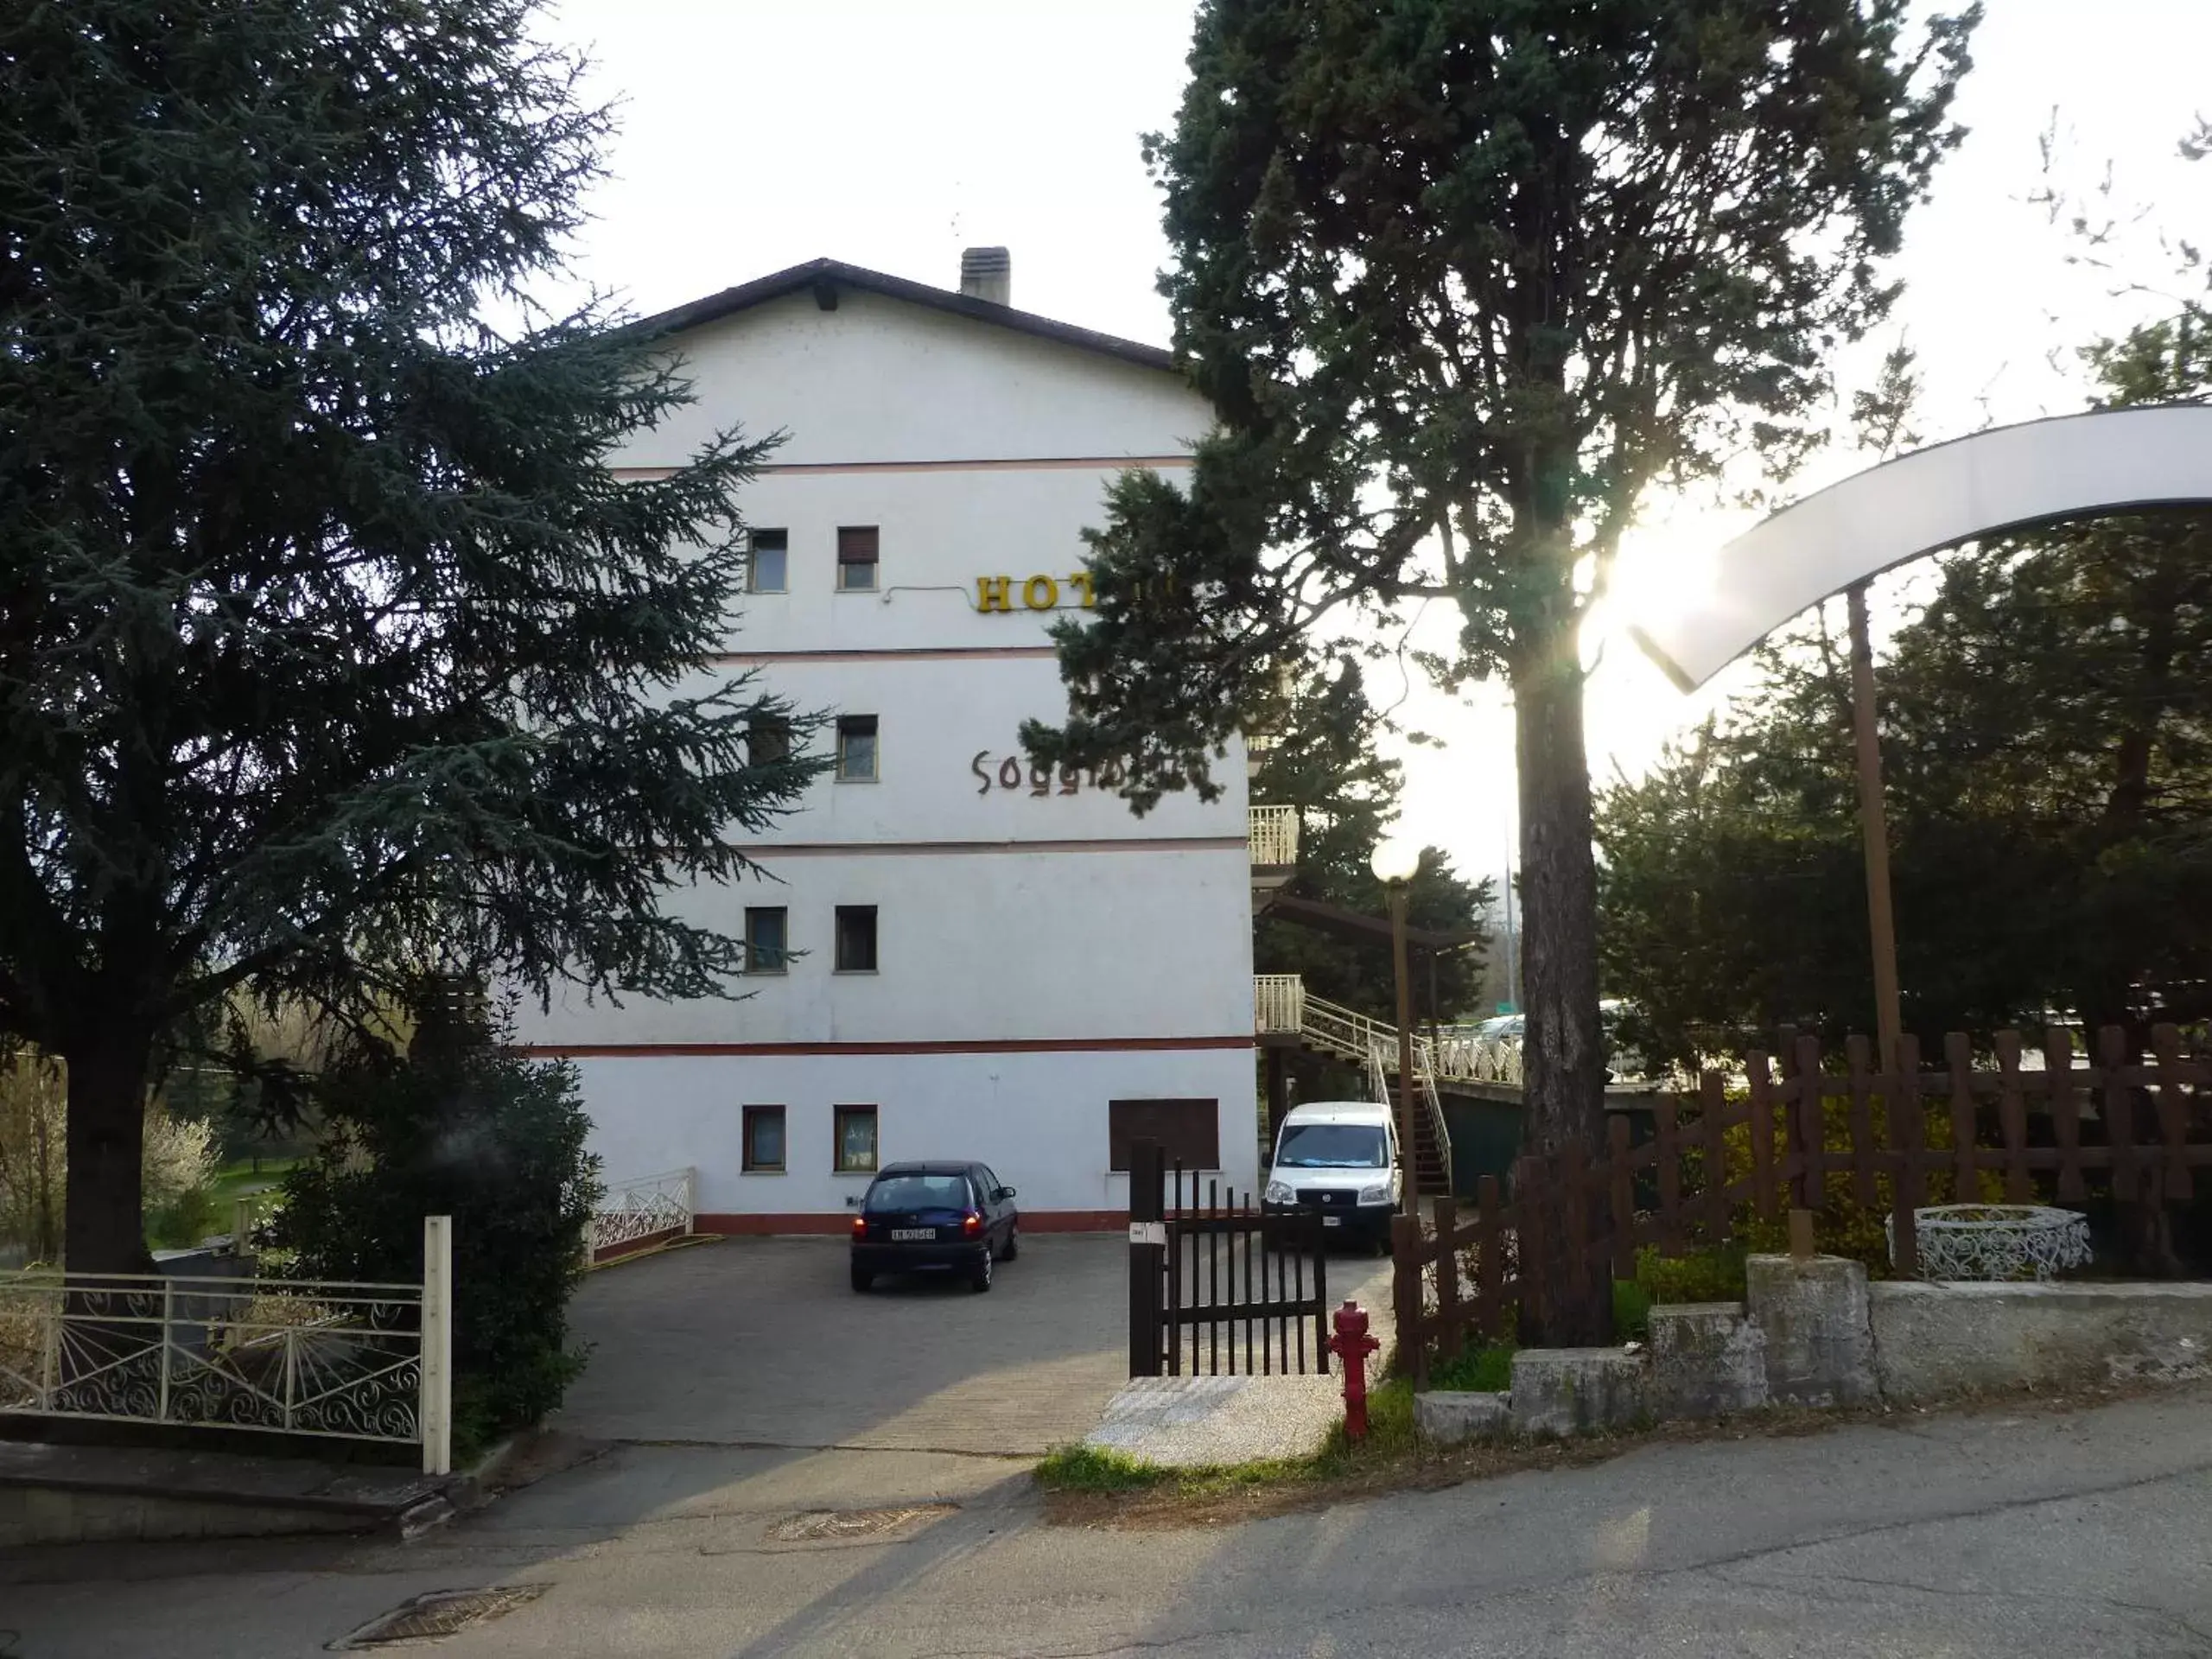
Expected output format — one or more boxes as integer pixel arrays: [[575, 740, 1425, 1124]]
[[1274, 1122, 1389, 1169]]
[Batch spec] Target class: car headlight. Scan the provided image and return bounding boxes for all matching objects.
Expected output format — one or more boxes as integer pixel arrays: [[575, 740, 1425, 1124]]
[[1263, 1179, 1293, 1205], [1357, 1182, 1392, 1205]]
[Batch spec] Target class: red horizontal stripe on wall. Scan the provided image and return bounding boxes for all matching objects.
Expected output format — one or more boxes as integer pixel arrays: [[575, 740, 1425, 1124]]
[[707, 646, 1061, 664], [696, 1210, 1128, 1236], [512, 1033, 1255, 1059], [733, 836, 1248, 858], [613, 455, 1194, 480]]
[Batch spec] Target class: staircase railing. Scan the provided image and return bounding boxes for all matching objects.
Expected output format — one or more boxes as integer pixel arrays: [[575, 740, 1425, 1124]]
[[1297, 990, 1392, 1066], [1364, 1034, 1455, 1196], [1413, 1036, 1453, 1185]]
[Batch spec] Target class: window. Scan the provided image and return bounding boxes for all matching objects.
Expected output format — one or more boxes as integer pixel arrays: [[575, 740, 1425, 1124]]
[[1108, 1098, 1220, 1173], [743, 906, 787, 973], [836, 525, 879, 592], [863, 1172, 967, 1211], [835, 906, 877, 972], [1274, 1122, 1388, 1170], [747, 528, 788, 593], [835, 715, 878, 781], [742, 1105, 785, 1173], [834, 1105, 879, 1173], [748, 714, 792, 768]]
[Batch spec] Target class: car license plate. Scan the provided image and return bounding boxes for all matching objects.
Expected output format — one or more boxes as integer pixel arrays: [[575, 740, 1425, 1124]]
[[890, 1228, 934, 1242], [1322, 1216, 1342, 1228]]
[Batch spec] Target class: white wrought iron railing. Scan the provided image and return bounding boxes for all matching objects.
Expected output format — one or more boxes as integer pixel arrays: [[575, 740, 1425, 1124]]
[[1254, 973, 1306, 1037], [0, 1213, 452, 1474], [1433, 1024, 1523, 1084], [589, 1167, 696, 1263], [1295, 988, 1394, 1066], [1258, 978, 1522, 1088], [1248, 805, 1299, 868]]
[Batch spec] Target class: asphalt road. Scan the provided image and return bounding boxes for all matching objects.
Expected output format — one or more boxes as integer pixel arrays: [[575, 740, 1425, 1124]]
[[5, 1383, 2211, 1656]]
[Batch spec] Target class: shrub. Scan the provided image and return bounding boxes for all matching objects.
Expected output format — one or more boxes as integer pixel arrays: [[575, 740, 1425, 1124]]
[[1424, 1338, 1515, 1391], [1712, 1090, 2005, 1278], [1635, 1242, 1748, 1306], [270, 1044, 601, 1457]]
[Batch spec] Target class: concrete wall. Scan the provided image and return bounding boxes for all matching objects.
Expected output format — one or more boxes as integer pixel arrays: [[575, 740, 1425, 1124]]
[[575, 1046, 1260, 1225], [1871, 1280, 2212, 1401]]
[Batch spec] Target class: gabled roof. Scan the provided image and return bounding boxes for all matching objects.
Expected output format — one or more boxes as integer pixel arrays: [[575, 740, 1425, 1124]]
[[631, 257, 1179, 375]]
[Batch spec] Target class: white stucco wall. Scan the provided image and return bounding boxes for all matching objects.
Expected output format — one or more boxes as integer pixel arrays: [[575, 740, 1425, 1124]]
[[575, 1048, 1262, 1224], [620, 288, 1211, 468], [525, 270, 1255, 1225]]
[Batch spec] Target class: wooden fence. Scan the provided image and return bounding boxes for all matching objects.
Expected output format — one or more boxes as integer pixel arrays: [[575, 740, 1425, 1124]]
[[1392, 1025, 2212, 1384]]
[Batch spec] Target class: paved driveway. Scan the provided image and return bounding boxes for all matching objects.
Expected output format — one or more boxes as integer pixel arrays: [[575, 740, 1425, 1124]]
[[556, 1233, 1132, 1457]]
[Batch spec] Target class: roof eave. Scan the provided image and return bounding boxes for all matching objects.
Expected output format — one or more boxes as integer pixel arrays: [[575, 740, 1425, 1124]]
[[629, 258, 1181, 376]]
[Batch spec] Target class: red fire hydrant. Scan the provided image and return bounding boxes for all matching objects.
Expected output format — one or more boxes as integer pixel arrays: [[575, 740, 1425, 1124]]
[[1327, 1299, 1382, 1440]]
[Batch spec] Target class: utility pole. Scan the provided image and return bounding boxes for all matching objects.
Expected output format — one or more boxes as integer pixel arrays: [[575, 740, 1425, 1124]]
[[1846, 580, 1904, 1076]]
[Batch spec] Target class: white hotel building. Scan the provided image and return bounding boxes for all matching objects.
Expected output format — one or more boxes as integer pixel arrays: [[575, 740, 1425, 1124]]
[[514, 251, 1273, 1232]]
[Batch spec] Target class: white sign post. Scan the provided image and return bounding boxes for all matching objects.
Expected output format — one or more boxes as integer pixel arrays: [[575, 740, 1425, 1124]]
[[421, 1214, 453, 1477]]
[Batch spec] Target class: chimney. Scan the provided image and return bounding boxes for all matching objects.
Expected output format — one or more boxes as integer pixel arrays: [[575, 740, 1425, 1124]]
[[959, 246, 1011, 307]]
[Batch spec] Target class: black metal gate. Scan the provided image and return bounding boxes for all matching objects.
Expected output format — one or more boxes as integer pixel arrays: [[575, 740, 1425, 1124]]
[[1126, 1139, 1329, 1376]]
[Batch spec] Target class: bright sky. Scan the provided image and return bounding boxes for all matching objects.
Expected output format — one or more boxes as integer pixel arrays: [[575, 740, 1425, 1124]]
[[543, 0, 2212, 889]]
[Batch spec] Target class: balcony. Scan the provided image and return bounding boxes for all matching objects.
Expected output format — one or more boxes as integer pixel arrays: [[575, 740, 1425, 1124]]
[[1248, 805, 1297, 900]]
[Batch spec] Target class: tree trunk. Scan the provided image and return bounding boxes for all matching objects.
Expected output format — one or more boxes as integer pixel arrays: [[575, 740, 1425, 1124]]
[[60, 1032, 156, 1274], [1511, 605, 1610, 1345]]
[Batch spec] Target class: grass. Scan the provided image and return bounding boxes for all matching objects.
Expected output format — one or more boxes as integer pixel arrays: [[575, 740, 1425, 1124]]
[[1035, 1378, 1422, 1503], [208, 1157, 300, 1200]]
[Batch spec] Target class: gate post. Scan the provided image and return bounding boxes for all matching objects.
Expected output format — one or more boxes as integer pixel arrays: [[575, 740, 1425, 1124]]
[[421, 1214, 454, 1477], [1128, 1139, 1165, 1376]]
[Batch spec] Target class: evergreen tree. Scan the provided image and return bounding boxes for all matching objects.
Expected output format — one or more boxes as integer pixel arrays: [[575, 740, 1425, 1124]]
[[1250, 659, 1491, 1023], [1027, 0, 1975, 1338], [1599, 310, 2212, 1067], [0, 1, 823, 1270]]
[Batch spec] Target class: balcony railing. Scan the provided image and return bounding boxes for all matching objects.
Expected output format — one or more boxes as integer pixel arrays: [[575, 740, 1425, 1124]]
[[1249, 805, 1298, 868]]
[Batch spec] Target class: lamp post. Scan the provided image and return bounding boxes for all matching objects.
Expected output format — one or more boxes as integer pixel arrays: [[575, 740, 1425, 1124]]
[[1370, 836, 1422, 1217], [1846, 581, 1904, 1077]]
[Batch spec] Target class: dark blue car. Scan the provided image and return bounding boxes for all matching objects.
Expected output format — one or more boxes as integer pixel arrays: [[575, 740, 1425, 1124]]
[[849, 1161, 1019, 1293]]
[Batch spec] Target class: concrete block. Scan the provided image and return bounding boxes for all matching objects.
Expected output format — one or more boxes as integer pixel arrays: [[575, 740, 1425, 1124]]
[[1414, 1390, 1510, 1444], [1871, 1279, 2212, 1402], [1649, 1301, 1770, 1418], [1509, 1348, 1648, 1438], [1745, 1254, 1877, 1408]]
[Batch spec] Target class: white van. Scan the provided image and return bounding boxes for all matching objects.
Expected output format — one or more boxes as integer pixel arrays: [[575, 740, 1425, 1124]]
[[1261, 1100, 1401, 1249]]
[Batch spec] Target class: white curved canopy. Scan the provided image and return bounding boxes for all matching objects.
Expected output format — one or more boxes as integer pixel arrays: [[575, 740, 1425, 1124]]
[[1630, 404, 2212, 691]]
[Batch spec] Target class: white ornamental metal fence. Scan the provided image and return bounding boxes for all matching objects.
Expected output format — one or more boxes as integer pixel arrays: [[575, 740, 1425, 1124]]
[[588, 1167, 696, 1264], [1248, 805, 1299, 868], [1254, 973, 1306, 1037], [0, 1214, 453, 1475]]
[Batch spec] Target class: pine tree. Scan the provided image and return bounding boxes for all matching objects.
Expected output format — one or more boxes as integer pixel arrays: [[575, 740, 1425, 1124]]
[[0, 1, 823, 1270], [1027, 0, 1976, 1338]]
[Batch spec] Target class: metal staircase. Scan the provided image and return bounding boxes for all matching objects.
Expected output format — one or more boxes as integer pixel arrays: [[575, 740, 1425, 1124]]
[[1368, 1036, 1453, 1198]]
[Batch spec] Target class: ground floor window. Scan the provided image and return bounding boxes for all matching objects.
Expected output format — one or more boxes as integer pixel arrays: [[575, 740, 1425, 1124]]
[[834, 1104, 879, 1173], [1108, 1098, 1219, 1173], [742, 1104, 785, 1173]]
